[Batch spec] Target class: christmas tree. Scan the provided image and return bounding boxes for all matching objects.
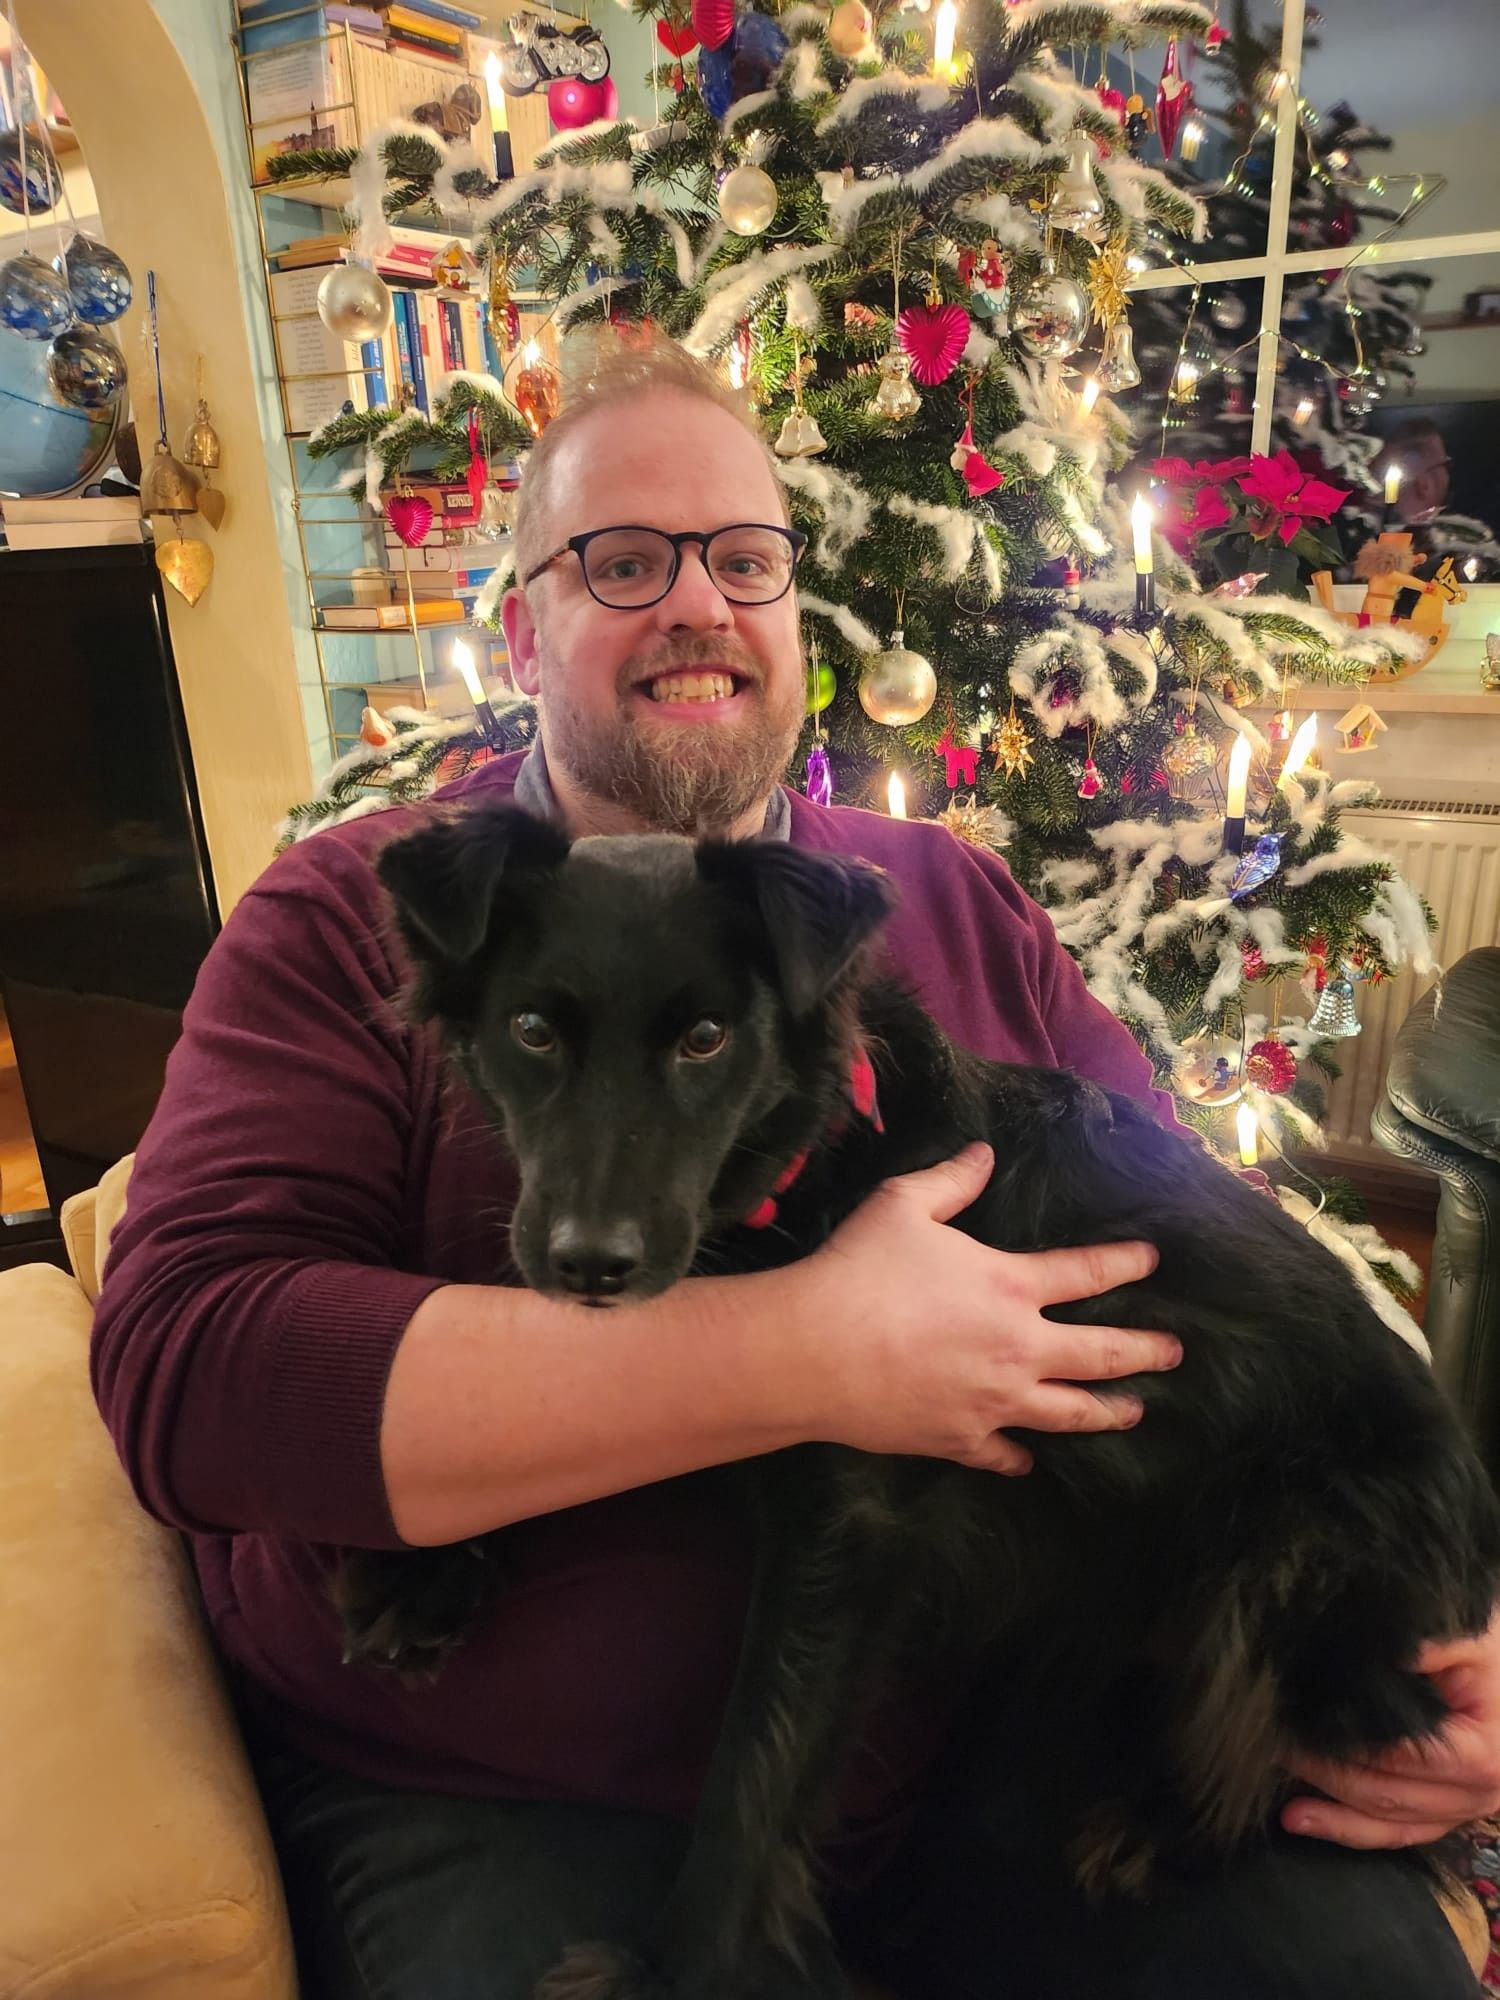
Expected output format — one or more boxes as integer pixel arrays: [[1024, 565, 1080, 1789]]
[[292, 0, 1437, 1292]]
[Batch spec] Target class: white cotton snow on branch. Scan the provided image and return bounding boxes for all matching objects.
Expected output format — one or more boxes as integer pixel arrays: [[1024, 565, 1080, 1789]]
[[1363, 873, 1438, 975], [1038, 856, 1102, 898], [1011, 620, 1129, 735], [961, 325, 999, 371], [1282, 833, 1384, 887], [1241, 906, 1305, 968], [556, 272, 640, 330], [474, 549, 517, 627], [816, 68, 952, 134], [1276, 1189, 1428, 1355], [823, 115, 1045, 241], [686, 244, 839, 353], [799, 592, 882, 652], [788, 35, 832, 98], [954, 192, 1043, 254], [350, 119, 444, 252], [629, 120, 692, 152], [785, 275, 822, 332], [887, 494, 980, 582], [724, 90, 779, 133], [775, 456, 873, 565], [1104, 624, 1159, 703], [533, 115, 634, 162], [1101, 154, 1207, 240]]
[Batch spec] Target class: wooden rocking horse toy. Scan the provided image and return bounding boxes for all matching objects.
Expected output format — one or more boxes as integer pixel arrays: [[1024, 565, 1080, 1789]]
[[1311, 533, 1468, 677]]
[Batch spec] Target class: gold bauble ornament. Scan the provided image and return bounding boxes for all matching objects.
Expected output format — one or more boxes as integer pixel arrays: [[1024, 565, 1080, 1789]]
[[828, 0, 874, 56], [717, 163, 779, 236], [859, 629, 936, 726], [992, 700, 1033, 778]]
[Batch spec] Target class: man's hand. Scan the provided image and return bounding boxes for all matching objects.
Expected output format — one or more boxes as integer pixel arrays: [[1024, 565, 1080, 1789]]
[[800, 1141, 1183, 1475], [1283, 1603, 1500, 1848]]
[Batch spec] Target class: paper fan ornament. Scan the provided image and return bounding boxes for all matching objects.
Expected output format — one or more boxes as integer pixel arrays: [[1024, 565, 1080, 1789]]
[[896, 300, 971, 385], [386, 491, 434, 547], [692, 0, 735, 51]]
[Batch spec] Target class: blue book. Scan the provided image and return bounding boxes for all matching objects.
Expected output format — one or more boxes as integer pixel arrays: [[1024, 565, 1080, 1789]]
[[395, 0, 484, 28], [390, 295, 417, 404], [478, 298, 503, 381], [397, 290, 428, 413], [360, 335, 388, 410]]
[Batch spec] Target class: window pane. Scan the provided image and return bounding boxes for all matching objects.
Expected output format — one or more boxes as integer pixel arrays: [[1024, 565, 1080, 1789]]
[[1291, 0, 1487, 249], [1117, 280, 1267, 483], [1278, 253, 1500, 580]]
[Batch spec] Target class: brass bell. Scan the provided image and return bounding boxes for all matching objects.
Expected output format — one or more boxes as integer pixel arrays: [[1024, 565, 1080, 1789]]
[[139, 438, 199, 516], [183, 398, 221, 470]]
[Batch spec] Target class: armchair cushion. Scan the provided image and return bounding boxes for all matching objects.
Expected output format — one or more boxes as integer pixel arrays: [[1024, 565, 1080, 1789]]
[[1385, 947, 1500, 1167], [0, 1260, 296, 1999]]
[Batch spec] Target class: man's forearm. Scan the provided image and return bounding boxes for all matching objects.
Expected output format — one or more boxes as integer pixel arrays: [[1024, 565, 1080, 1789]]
[[381, 1268, 825, 1545]]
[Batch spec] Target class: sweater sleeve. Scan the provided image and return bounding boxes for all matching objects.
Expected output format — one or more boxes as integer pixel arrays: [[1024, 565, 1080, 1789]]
[[90, 833, 447, 1550]]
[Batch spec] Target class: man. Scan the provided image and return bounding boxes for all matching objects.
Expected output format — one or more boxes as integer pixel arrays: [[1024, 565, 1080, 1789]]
[[93, 336, 1500, 1998]]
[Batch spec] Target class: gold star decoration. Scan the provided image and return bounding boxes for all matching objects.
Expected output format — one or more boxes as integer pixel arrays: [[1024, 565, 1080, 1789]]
[[940, 796, 1010, 851], [992, 700, 1034, 778], [1087, 235, 1131, 329]]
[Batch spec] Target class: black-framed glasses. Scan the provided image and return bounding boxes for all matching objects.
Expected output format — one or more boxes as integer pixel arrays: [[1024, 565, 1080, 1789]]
[[522, 523, 808, 609]]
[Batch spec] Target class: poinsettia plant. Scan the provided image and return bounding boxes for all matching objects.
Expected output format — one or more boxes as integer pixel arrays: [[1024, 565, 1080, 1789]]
[[1151, 450, 1351, 594]]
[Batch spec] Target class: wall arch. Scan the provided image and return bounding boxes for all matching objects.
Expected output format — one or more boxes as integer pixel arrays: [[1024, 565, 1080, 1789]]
[[16, 0, 312, 913]]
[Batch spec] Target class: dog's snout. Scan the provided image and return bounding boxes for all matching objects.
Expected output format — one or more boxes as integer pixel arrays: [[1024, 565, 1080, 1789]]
[[548, 1217, 646, 1299]]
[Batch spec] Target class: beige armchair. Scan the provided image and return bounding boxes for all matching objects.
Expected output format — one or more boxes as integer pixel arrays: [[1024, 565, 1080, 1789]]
[[0, 1163, 1487, 1997]]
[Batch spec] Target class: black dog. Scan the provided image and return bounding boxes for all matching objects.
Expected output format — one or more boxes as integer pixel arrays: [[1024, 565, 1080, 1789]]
[[339, 801, 1500, 2000]]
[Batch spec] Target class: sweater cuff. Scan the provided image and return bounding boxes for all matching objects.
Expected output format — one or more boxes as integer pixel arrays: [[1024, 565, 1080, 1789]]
[[261, 1261, 449, 1547]]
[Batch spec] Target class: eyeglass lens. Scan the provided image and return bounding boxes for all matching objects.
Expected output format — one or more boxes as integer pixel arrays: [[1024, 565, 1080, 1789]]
[[582, 527, 797, 606]]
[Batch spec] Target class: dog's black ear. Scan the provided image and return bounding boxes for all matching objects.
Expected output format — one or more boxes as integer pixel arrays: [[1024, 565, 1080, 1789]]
[[697, 840, 897, 1016], [377, 804, 570, 968]]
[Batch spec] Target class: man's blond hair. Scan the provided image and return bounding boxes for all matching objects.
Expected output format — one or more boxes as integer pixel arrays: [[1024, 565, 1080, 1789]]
[[511, 327, 791, 584]]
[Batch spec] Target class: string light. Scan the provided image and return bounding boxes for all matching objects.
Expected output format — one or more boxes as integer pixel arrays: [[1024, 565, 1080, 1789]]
[[1292, 395, 1316, 426], [1180, 115, 1206, 162]]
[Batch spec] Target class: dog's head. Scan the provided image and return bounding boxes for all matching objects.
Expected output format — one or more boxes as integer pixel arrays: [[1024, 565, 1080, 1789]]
[[378, 803, 895, 1303]]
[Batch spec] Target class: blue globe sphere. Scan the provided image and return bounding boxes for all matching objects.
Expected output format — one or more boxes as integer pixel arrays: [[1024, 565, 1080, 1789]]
[[0, 323, 119, 496]]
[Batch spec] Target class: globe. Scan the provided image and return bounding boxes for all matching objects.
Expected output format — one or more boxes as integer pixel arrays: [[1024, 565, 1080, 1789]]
[[0, 324, 119, 497]]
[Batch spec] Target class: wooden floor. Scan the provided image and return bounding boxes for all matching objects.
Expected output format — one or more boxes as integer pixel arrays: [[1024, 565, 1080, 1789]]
[[0, 1004, 47, 1216]]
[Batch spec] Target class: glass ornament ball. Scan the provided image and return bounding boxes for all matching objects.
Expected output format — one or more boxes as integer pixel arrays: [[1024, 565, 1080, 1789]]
[[827, 0, 873, 55], [717, 163, 778, 236], [316, 263, 394, 343], [1012, 270, 1089, 359], [0, 129, 61, 215], [47, 326, 128, 410], [0, 250, 73, 339], [58, 233, 134, 325], [858, 631, 937, 726]]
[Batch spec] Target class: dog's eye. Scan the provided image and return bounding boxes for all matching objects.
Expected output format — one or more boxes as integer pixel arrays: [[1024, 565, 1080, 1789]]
[[511, 1011, 558, 1055], [680, 1016, 730, 1061]]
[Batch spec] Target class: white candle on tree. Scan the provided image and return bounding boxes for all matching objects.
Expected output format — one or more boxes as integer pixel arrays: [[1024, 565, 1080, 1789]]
[[1223, 732, 1252, 853], [1131, 493, 1155, 617]]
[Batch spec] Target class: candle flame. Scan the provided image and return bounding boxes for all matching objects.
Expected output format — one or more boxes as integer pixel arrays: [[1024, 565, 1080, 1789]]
[[522, 337, 541, 368], [933, 0, 957, 75], [1279, 715, 1318, 787], [452, 637, 484, 705], [1236, 1101, 1259, 1167], [1079, 376, 1102, 416], [1131, 493, 1154, 574], [887, 772, 908, 819], [1384, 462, 1403, 505]]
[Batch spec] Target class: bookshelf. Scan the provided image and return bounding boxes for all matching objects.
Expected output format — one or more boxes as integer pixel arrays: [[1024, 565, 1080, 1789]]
[[229, 0, 565, 763]]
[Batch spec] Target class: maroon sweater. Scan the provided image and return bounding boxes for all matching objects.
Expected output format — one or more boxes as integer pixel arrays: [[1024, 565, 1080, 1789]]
[[91, 750, 1171, 1839]]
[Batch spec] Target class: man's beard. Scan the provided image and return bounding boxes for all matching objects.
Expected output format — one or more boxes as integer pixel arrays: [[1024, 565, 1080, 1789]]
[[537, 632, 806, 837]]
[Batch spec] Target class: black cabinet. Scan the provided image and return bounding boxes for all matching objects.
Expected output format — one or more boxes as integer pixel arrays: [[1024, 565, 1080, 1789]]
[[0, 544, 219, 1215]]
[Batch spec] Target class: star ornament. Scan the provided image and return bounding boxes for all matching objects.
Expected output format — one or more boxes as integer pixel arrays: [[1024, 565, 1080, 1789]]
[[993, 702, 1034, 778], [1087, 236, 1131, 328]]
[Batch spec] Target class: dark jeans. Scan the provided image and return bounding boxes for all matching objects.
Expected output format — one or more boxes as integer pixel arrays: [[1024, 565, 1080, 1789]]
[[250, 1729, 1480, 2000]]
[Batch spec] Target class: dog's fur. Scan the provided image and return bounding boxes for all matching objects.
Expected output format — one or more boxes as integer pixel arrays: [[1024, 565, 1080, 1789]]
[[337, 802, 1500, 2000]]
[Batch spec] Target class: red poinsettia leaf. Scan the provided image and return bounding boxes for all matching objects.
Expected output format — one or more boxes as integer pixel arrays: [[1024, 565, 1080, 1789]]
[[896, 302, 971, 385], [1296, 474, 1352, 519]]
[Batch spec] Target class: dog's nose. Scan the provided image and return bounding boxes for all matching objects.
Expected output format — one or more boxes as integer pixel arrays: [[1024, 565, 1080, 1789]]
[[548, 1217, 646, 1298]]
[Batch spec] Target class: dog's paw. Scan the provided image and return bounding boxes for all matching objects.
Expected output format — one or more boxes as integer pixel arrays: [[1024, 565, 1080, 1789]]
[[534, 1942, 672, 2000]]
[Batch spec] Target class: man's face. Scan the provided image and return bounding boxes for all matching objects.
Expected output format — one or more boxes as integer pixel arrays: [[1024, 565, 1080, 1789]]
[[502, 388, 807, 837], [1398, 433, 1451, 525]]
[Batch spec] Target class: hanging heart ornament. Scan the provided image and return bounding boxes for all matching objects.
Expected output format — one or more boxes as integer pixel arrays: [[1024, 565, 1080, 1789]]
[[196, 485, 227, 531], [895, 300, 971, 384], [387, 491, 434, 547], [156, 535, 214, 606]]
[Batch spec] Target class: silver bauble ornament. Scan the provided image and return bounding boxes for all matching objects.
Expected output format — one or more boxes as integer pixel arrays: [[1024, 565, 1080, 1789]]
[[0, 250, 73, 338], [1047, 134, 1106, 241], [1012, 263, 1089, 359], [316, 262, 394, 342], [717, 163, 778, 236], [1209, 290, 1248, 331], [859, 628, 937, 725], [57, 233, 133, 325], [47, 326, 128, 410]]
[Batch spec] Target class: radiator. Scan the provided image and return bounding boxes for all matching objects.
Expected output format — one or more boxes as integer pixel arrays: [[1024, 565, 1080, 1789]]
[[1316, 800, 1500, 1168]]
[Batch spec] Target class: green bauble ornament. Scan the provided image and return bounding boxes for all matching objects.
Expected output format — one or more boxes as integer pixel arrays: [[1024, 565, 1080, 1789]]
[[805, 657, 836, 716]]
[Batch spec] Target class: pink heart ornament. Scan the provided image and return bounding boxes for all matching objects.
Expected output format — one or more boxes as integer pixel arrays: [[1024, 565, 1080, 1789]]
[[386, 493, 434, 548], [896, 302, 971, 385]]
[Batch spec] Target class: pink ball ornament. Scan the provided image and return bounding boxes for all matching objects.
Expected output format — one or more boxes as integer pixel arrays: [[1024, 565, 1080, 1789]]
[[546, 75, 618, 129]]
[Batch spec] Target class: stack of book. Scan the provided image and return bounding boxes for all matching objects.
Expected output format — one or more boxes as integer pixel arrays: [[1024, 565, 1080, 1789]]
[[383, 2, 481, 63], [319, 598, 468, 630], [2, 496, 144, 551], [394, 541, 506, 618]]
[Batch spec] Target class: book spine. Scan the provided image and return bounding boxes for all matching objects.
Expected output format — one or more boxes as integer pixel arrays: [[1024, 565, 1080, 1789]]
[[398, 290, 428, 412], [439, 297, 464, 374], [391, 291, 417, 405], [390, 0, 482, 28], [360, 335, 388, 409]]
